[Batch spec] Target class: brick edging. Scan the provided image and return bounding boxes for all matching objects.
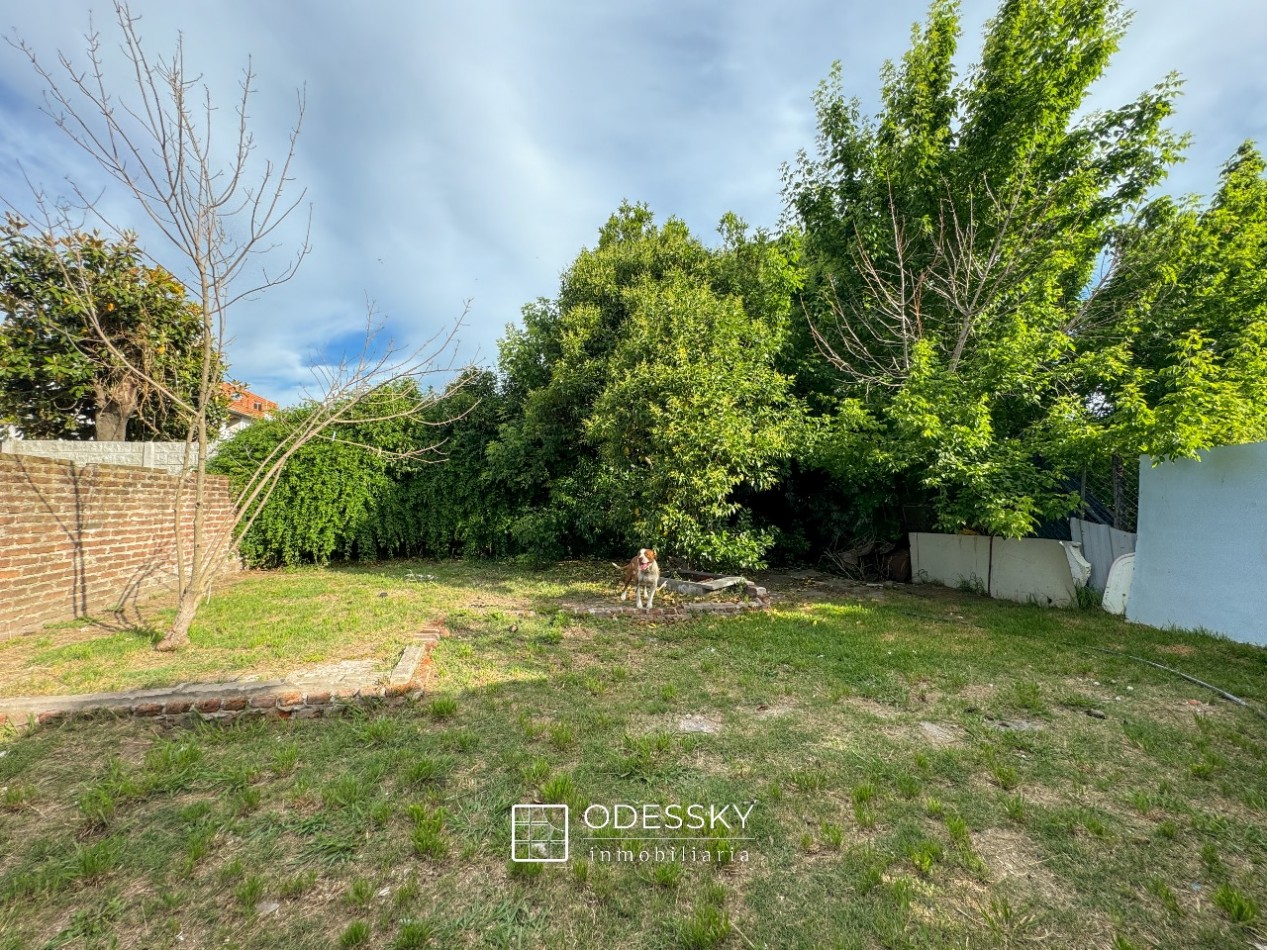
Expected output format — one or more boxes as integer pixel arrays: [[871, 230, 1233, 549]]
[[0, 627, 445, 729]]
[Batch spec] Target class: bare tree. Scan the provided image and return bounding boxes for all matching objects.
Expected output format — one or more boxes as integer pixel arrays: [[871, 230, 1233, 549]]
[[7, 2, 466, 650], [807, 176, 1095, 387]]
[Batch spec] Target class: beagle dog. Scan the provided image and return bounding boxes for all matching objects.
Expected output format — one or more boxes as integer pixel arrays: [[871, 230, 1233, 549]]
[[618, 548, 661, 610]]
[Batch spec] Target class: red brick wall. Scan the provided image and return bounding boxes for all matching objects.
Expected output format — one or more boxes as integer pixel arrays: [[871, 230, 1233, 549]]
[[0, 455, 238, 639]]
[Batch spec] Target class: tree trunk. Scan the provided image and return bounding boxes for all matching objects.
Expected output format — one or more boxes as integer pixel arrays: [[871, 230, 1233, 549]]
[[94, 377, 140, 441], [155, 378, 211, 653], [95, 401, 130, 440], [155, 589, 197, 651]]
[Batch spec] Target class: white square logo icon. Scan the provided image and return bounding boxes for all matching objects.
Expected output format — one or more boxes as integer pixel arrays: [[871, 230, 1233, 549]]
[[511, 804, 569, 862]]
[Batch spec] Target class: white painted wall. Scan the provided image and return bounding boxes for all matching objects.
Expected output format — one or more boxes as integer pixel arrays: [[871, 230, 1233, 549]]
[[910, 533, 991, 589], [0, 440, 201, 474], [222, 417, 253, 438], [1128, 442, 1267, 646]]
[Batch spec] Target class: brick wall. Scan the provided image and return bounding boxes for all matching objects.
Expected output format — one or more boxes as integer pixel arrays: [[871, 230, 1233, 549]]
[[0, 455, 238, 639]]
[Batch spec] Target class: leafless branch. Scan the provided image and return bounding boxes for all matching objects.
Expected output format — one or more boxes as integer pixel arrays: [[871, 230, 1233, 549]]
[[4, 2, 467, 650], [808, 171, 1074, 386]]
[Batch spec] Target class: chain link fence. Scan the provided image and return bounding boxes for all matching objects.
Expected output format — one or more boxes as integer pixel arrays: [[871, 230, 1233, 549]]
[[1072, 456, 1139, 533]]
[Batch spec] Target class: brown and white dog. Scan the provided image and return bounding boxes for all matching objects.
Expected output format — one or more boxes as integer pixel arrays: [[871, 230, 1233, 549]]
[[618, 548, 661, 610]]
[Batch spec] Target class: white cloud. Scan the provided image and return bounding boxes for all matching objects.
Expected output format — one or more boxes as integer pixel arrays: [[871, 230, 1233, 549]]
[[2, 0, 1263, 406]]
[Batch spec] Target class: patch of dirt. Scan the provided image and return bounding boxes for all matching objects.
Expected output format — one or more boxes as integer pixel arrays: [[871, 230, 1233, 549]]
[[753, 703, 795, 718], [754, 569, 892, 605], [460, 592, 527, 611], [955, 683, 998, 707], [1009, 783, 1065, 809], [973, 827, 1066, 904], [987, 717, 1045, 732], [909, 686, 944, 706], [835, 696, 904, 720], [1155, 644, 1197, 657], [676, 714, 722, 734]]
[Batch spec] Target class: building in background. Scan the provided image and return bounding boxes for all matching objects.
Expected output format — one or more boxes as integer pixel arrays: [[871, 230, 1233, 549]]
[[221, 384, 278, 437]]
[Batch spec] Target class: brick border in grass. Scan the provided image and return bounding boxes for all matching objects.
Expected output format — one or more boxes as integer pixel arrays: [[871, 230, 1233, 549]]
[[0, 626, 445, 729]]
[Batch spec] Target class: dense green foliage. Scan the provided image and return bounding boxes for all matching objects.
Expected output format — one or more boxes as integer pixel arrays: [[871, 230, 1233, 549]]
[[209, 373, 504, 566], [218, 209, 801, 569], [1086, 143, 1267, 460], [215, 0, 1267, 567], [783, 0, 1187, 537], [0, 219, 221, 440], [483, 205, 802, 568]]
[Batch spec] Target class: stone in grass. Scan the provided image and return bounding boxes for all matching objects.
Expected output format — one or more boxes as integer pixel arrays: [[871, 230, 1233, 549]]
[[918, 721, 960, 745], [256, 900, 280, 916], [677, 715, 721, 734], [988, 718, 1043, 732]]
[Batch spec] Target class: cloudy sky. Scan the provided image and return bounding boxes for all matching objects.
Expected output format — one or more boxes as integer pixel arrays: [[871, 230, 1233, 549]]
[[2, 1, 1264, 407]]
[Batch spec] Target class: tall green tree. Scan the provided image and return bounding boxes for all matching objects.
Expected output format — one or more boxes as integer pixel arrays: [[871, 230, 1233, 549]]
[[487, 204, 802, 568], [783, 0, 1185, 537], [0, 220, 219, 440], [1087, 142, 1267, 460]]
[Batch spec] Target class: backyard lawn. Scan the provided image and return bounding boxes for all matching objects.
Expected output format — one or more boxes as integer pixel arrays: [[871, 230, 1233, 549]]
[[0, 562, 616, 698], [1, 561, 1266, 948]]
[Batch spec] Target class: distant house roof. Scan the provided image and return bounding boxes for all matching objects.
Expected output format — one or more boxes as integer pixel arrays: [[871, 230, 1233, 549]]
[[221, 383, 278, 420]]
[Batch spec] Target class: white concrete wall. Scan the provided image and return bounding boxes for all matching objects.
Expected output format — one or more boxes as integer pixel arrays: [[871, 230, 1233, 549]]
[[1128, 443, 1267, 646], [910, 533, 991, 590], [989, 538, 1078, 607], [0, 440, 200, 475], [911, 533, 1086, 607]]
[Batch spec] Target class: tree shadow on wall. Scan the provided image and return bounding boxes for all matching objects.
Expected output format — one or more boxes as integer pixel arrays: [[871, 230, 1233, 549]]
[[5, 456, 177, 637]]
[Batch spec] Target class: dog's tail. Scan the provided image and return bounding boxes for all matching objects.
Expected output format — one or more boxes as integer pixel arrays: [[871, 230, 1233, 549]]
[[611, 562, 622, 570]]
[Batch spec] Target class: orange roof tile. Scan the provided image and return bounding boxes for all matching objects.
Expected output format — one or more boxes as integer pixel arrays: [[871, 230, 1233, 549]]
[[221, 383, 278, 419]]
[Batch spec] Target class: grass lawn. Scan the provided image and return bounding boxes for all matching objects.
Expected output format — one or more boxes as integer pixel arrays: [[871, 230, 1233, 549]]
[[2, 562, 1266, 948], [0, 561, 614, 697]]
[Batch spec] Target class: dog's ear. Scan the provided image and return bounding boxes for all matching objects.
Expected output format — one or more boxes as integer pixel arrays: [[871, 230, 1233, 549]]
[[646, 549, 656, 561]]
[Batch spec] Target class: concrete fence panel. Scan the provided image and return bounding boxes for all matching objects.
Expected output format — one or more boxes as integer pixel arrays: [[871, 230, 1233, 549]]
[[911, 533, 1087, 607], [988, 538, 1080, 607], [910, 533, 992, 590], [1070, 518, 1137, 592], [0, 440, 200, 475]]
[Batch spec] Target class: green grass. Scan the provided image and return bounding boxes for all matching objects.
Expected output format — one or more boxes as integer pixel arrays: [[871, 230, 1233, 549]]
[[1, 561, 1266, 947], [0, 560, 613, 697]]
